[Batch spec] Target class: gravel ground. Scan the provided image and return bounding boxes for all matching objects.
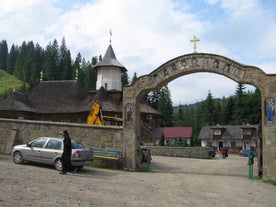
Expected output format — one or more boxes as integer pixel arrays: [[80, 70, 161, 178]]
[[0, 154, 275, 207]]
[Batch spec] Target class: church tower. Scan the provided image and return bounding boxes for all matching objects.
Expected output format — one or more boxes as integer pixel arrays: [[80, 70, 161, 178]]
[[93, 44, 126, 91]]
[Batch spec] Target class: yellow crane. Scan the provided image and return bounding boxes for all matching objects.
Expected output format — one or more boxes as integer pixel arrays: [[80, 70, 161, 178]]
[[86, 102, 104, 125]]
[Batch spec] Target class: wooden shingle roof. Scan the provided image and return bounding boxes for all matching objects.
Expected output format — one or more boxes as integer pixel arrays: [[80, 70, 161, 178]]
[[0, 81, 160, 116], [0, 91, 33, 111], [93, 44, 127, 72], [0, 81, 90, 113], [198, 124, 259, 140], [27, 80, 90, 113], [91, 86, 122, 113]]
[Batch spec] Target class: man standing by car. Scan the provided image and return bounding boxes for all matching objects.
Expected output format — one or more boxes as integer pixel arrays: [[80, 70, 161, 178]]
[[60, 130, 72, 175]]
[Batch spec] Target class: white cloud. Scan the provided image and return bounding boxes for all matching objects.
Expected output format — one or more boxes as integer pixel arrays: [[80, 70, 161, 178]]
[[220, 0, 259, 19], [0, 0, 275, 105], [0, 0, 61, 46]]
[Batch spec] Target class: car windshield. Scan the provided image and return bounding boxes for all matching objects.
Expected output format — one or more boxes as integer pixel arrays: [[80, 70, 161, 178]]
[[71, 141, 84, 149]]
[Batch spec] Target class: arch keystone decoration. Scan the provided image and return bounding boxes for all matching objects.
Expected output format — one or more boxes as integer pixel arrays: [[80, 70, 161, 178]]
[[123, 53, 276, 181]]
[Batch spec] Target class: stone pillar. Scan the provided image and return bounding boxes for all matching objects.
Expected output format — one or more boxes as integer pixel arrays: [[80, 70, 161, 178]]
[[5, 127, 18, 153], [262, 125, 276, 180], [122, 89, 140, 170], [261, 79, 276, 181]]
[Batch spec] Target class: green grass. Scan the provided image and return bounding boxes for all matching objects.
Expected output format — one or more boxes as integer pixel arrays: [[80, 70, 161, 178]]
[[0, 69, 29, 99], [87, 161, 151, 172], [254, 176, 276, 186], [0, 151, 10, 156], [263, 179, 276, 186]]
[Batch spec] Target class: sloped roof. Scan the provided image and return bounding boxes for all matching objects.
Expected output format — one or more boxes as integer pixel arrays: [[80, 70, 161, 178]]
[[93, 44, 127, 72], [89, 86, 161, 115], [0, 91, 33, 112], [0, 81, 91, 113], [154, 127, 192, 139], [211, 124, 225, 129], [0, 81, 161, 116], [140, 103, 162, 115], [27, 80, 90, 113], [89, 86, 122, 113], [198, 124, 259, 139]]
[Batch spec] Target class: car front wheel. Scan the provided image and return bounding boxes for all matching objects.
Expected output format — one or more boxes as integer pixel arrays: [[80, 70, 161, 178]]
[[54, 158, 63, 171], [13, 151, 24, 164]]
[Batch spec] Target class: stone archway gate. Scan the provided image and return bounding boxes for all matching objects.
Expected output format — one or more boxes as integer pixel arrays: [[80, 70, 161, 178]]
[[123, 53, 276, 181]]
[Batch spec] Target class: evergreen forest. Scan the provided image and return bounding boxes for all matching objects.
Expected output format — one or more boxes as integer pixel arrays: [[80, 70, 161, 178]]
[[0, 39, 262, 146]]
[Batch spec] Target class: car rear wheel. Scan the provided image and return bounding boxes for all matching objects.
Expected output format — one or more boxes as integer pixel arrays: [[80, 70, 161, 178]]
[[13, 151, 24, 164], [54, 158, 63, 171]]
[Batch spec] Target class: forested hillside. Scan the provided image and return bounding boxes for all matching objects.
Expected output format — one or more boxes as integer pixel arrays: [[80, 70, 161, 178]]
[[0, 69, 29, 100], [0, 38, 98, 99], [146, 84, 261, 146], [173, 85, 261, 145]]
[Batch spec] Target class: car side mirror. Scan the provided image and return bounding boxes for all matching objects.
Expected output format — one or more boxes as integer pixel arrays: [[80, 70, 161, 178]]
[[27, 143, 31, 147]]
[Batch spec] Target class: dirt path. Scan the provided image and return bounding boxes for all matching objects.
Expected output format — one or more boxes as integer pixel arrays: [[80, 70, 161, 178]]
[[0, 155, 275, 207]]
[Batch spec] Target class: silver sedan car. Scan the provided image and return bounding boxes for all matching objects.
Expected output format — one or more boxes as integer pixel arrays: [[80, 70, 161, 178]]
[[11, 137, 93, 171]]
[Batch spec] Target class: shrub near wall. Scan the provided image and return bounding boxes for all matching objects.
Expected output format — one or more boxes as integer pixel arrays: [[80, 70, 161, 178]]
[[142, 146, 210, 159]]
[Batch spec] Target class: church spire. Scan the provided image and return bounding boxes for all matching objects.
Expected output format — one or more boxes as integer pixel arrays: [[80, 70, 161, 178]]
[[93, 44, 126, 72]]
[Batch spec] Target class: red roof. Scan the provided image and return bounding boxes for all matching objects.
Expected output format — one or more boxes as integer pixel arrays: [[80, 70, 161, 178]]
[[154, 127, 192, 139]]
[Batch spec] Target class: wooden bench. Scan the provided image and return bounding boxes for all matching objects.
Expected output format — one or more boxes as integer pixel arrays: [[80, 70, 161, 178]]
[[90, 148, 123, 169]]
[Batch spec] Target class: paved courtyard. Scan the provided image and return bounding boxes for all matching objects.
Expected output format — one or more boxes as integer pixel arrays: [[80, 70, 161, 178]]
[[0, 154, 275, 207]]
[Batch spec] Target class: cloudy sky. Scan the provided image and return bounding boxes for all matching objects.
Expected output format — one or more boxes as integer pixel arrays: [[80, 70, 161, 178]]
[[1, 0, 276, 105]]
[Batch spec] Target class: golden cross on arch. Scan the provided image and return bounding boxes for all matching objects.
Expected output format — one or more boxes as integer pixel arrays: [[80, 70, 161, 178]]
[[190, 35, 200, 52]]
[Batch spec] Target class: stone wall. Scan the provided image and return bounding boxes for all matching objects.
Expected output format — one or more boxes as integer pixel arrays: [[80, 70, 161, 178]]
[[143, 146, 209, 159], [0, 118, 123, 153]]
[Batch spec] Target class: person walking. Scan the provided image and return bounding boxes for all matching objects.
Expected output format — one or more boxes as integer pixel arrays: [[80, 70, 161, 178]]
[[221, 147, 226, 159], [248, 148, 255, 180], [60, 130, 72, 175]]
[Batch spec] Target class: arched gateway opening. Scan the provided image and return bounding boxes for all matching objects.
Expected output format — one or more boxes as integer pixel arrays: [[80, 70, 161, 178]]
[[123, 53, 276, 181]]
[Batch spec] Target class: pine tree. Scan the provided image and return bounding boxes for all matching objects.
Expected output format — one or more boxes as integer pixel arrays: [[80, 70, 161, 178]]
[[146, 91, 160, 110], [157, 85, 174, 127], [131, 72, 138, 84], [234, 83, 246, 124], [175, 104, 184, 126], [43, 40, 59, 80], [7, 44, 18, 74], [121, 71, 129, 86], [159, 132, 165, 146], [59, 37, 72, 80], [223, 96, 235, 124], [29, 43, 44, 86], [14, 41, 27, 80], [204, 90, 215, 125], [0, 40, 8, 70]]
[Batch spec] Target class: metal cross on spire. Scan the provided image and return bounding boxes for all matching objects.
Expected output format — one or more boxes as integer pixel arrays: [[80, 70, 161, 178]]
[[109, 29, 112, 44], [190, 35, 200, 52]]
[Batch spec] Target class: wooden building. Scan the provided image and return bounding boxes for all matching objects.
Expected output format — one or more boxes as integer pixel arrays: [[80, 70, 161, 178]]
[[0, 43, 161, 141], [198, 124, 260, 153], [153, 127, 193, 146]]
